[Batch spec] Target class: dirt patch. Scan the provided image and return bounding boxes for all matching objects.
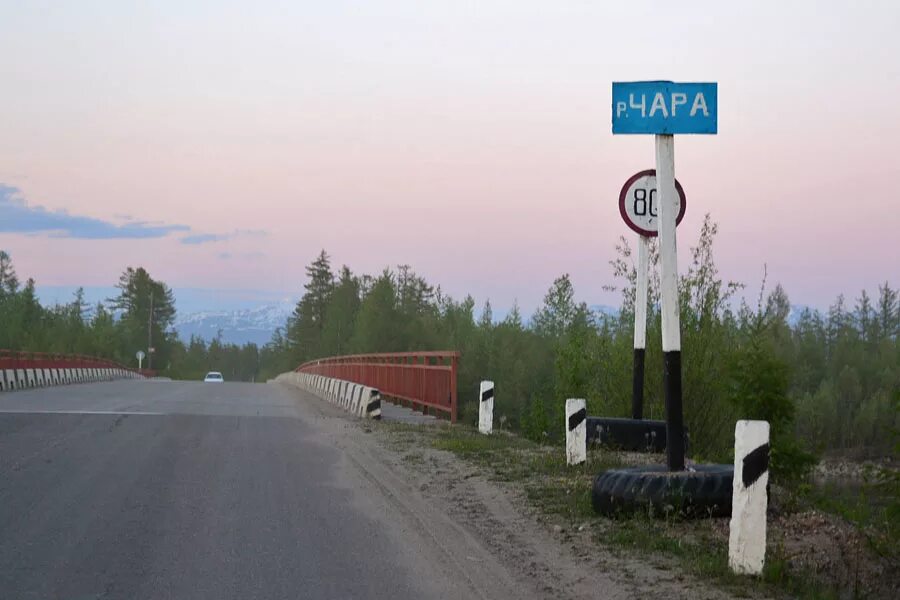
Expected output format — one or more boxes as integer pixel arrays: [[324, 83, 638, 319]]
[[371, 422, 741, 600], [375, 419, 899, 599], [774, 511, 895, 598]]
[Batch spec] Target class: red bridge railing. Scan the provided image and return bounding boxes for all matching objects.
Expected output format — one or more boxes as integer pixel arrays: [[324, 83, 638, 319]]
[[296, 351, 460, 422], [0, 350, 147, 377]]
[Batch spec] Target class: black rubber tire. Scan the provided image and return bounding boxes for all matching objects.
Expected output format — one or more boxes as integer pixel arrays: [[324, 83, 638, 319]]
[[592, 464, 733, 518]]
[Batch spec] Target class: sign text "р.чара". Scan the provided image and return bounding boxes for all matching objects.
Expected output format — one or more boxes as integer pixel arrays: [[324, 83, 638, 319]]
[[612, 81, 717, 135]]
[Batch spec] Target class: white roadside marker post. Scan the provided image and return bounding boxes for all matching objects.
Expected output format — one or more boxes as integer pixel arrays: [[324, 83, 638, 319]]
[[565, 399, 587, 465], [729, 420, 770, 575], [478, 380, 494, 435]]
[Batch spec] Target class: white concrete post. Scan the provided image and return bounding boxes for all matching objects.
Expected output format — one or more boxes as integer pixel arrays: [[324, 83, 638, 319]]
[[729, 420, 770, 575], [478, 381, 494, 435], [565, 398, 587, 465]]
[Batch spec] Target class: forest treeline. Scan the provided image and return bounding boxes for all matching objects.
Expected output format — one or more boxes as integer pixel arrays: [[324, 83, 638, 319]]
[[0, 250, 261, 382], [1, 215, 897, 473], [263, 216, 898, 476]]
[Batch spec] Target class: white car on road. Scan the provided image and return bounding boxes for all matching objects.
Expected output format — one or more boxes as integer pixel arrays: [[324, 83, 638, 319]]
[[203, 371, 224, 383]]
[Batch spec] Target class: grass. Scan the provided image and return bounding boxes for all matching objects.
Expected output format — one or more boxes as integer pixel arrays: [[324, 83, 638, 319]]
[[605, 516, 841, 599], [380, 420, 861, 599], [430, 425, 623, 522]]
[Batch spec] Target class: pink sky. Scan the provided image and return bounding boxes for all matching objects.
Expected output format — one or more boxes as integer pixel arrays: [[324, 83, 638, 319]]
[[1, 1, 898, 314]]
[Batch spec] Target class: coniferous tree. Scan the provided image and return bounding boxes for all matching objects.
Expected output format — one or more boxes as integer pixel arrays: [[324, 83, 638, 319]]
[[286, 250, 334, 363], [352, 270, 401, 352], [320, 266, 361, 356], [109, 267, 177, 369]]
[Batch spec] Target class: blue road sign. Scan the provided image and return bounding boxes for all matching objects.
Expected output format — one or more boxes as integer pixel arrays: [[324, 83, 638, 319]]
[[612, 81, 717, 134]]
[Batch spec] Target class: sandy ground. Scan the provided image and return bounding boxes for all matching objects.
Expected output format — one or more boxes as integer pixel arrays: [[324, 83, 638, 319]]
[[281, 383, 741, 600]]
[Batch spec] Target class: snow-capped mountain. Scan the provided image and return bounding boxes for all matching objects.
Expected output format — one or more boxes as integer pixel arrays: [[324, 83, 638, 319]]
[[173, 301, 295, 346]]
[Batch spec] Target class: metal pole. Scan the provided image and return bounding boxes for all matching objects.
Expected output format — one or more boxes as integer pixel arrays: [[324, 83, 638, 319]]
[[147, 290, 154, 371], [632, 234, 649, 420], [655, 134, 685, 471]]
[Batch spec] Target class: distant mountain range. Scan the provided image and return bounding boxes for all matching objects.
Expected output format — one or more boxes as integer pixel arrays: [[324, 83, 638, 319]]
[[173, 301, 295, 346], [36, 286, 298, 347]]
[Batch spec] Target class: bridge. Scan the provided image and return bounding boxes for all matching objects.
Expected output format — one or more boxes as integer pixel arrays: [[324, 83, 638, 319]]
[[2, 349, 560, 600]]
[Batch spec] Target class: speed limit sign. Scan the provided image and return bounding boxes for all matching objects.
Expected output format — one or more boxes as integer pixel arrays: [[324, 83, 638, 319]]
[[618, 169, 686, 237]]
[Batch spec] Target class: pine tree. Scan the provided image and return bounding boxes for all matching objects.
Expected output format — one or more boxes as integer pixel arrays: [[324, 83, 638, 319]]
[[532, 274, 576, 339], [0, 250, 18, 296], [109, 267, 177, 369], [320, 266, 361, 356], [286, 250, 334, 362], [351, 270, 400, 352]]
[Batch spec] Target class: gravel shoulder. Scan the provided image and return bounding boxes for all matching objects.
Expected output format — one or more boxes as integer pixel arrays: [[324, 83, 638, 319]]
[[281, 383, 740, 600]]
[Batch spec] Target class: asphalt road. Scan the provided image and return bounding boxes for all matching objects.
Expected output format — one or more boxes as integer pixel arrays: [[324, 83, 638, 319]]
[[0, 381, 445, 600]]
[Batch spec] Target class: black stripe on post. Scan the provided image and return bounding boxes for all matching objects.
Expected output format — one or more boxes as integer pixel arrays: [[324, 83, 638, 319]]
[[568, 407, 586, 432], [631, 347, 645, 420], [366, 390, 381, 414], [663, 350, 685, 471], [742, 443, 770, 488], [481, 387, 494, 402]]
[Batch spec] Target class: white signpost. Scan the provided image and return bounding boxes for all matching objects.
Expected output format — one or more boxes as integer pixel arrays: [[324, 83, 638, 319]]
[[619, 170, 687, 420], [613, 80, 717, 472], [136, 350, 145, 371]]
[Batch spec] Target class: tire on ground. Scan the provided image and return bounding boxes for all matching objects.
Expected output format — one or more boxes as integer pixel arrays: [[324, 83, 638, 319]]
[[592, 464, 733, 518]]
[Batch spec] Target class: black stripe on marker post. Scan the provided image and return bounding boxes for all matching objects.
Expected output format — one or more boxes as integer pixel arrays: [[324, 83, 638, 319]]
[[742, 443, 770, 487], [632, 347, 645, 420], [568, 407, 586, 432], [366, 390, 381, 414], [481, 387, 494, 402], [663, 350, 685, 471]]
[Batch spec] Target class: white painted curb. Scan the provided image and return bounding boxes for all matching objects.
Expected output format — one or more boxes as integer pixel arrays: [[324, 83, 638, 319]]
[[275, 372, 382, 419], [0, 366, 140, 392]]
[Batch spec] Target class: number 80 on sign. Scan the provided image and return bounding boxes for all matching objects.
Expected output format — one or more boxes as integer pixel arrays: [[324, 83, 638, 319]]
[[618, 169, 687, 238]]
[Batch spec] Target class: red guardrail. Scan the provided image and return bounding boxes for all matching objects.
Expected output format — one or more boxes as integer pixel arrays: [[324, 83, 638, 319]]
[[296, 351, 460, 422], [0, 349, 148, 377]]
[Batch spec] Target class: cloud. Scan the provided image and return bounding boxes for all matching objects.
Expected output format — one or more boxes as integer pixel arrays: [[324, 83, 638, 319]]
[[182, 233, 229, 245], [0, 184, 189, 240], [217, 251, 265, 261], [180, 229, 268, 245]]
